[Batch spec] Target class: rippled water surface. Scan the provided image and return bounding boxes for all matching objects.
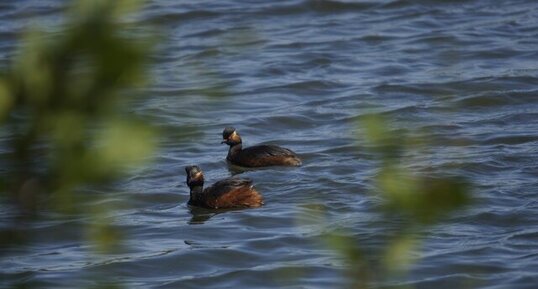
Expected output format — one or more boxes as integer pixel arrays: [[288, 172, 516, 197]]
[[1, 0, 538, 288]]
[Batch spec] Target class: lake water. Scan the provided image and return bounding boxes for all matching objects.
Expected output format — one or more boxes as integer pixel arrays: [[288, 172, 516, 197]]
[[1, 0, 538, 288]]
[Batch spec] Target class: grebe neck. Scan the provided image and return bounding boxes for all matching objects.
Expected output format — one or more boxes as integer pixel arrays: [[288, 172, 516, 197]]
[[189, 185, 204, 203], [227, 143, 243, 159]]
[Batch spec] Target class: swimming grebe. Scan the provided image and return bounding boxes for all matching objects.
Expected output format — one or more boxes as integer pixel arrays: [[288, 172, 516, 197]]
[[185, 165, 263, 209], [221, 127, 302, 167]]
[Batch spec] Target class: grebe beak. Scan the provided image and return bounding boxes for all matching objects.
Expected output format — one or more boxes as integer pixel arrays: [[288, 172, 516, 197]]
[[221, 140, 227, 144]]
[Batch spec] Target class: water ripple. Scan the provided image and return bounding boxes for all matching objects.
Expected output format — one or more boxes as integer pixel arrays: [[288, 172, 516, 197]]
[[2, 0, 538, 288]]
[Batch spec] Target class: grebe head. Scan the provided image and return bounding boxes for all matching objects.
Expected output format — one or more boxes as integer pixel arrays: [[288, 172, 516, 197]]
[[185, 165, 204, 188], [221, 127, 242, 146]]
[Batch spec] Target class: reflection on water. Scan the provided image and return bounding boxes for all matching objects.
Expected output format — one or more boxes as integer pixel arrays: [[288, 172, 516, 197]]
[[187, 207, 220, 225]]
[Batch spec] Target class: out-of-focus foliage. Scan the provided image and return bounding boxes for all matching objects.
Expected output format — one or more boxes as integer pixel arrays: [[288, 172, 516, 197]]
[[0, 0, 153, 211], [309, 114, 471, 289], [362, 114, 470, 225], [0, 0, 154, 267]]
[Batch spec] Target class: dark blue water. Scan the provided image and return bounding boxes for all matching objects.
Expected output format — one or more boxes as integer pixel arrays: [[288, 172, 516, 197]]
[[1, 1, 538, 288]]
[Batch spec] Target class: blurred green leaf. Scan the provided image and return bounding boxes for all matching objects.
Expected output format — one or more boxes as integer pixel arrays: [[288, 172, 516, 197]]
[[92, 119, 155, 172], [88, 202, 123, 254], [324, 232, 364, 266], [378, 166, 470, 224], [360, 114, 404, 160], [0, 80, 12, 120], [383, 235, 419, 274]]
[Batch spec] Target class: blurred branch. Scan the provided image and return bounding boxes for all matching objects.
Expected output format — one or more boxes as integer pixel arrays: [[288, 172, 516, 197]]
[[0, 4, 156, 288]]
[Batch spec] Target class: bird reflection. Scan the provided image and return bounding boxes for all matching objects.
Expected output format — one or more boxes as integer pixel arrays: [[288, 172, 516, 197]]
[[187, 206, 219, 224], [225, 161, 251, 176], [187, 206, 254, 225]]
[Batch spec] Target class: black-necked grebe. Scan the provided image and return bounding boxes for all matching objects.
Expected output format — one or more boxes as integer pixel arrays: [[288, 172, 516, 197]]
[[185, 165, 263, 209], [221, 127, 302, 167]]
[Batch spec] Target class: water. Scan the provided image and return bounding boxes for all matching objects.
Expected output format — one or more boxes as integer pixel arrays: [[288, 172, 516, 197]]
[[1, 0, 538, 288]]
